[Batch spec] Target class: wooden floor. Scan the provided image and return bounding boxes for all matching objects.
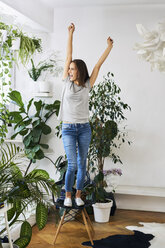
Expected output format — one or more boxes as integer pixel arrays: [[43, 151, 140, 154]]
[[28, 208, 165, 248]]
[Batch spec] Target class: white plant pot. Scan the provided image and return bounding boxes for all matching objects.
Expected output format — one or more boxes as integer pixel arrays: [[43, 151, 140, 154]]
[[6, 125, 14, 139], [38, 80, 50, 93], [0, 30, 7, 43], [92, 200, 113, 223], [11, 37, 20, 50]]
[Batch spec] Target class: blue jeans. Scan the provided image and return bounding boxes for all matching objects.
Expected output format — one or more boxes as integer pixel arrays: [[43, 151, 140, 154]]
[[62, 123, 91, 192]]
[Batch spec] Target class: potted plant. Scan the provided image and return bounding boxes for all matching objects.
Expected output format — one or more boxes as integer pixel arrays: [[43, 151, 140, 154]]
[[28, 52, 63, 93], [18, 32, 42, 65], [0, 142, 58, 248], [7, 90, 60, 170], [87, 72, 131, 222], [87, 172, 113, 223], [0, 21, 42, 65]]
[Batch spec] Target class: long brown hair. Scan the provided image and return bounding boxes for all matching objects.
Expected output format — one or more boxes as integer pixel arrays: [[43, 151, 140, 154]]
[[72, 59, 89, 87]]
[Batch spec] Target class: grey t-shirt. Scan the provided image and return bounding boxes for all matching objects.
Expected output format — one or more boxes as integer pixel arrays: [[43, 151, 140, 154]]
[[57, 77, 91, 123]]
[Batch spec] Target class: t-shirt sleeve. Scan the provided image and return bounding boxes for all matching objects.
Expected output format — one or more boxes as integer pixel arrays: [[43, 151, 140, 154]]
[[85, 78, 91, 90]]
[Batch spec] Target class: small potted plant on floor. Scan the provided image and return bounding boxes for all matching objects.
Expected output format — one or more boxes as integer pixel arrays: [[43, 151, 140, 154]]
[[87, 72, 131, 223]]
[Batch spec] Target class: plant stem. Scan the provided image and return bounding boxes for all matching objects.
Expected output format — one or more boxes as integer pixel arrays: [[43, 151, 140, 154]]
[[24, 160, 32, 176], [44, 155, 55, 165]]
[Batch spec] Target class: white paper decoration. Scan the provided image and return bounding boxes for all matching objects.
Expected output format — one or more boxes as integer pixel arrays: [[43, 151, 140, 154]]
[[134, 20, 165, 72]]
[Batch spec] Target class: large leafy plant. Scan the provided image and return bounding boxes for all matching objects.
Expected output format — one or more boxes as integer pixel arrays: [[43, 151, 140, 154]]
[[0, 143, 57, 248], [8, 90, 60, 174], [88, 72, 131, 172], [87, 72, 131, 202]]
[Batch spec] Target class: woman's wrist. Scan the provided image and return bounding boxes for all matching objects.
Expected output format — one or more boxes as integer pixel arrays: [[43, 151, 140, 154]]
[[107, 44, 112, 50], [68, 31, 74, 36]]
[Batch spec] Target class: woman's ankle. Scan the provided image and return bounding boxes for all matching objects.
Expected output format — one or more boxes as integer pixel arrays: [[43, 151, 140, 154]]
[[76, 190, 81, 198], [66, 192, 71, 198]]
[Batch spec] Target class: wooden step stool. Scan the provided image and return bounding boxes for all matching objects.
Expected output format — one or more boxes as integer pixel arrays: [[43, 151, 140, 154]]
[[54, 200, 94, 246]]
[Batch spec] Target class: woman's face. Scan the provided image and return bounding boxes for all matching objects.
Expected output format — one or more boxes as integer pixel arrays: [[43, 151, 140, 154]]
[[68, 62, 78, 81]]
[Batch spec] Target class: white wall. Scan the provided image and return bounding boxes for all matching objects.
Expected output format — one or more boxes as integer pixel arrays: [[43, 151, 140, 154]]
[[14, 3, 165, 210]]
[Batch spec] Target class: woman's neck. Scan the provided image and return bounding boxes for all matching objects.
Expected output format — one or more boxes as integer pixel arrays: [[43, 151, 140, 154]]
[[74, 80, 79, 85]]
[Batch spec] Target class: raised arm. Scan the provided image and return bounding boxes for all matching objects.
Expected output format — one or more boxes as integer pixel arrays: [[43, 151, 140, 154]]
[[90, 37, 113, 87], [62, 23, 75, 80]]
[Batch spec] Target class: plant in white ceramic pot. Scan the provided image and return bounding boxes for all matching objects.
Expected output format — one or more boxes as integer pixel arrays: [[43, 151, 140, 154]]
[[28, 52, 63, 93], [86, 72, 131, 222]]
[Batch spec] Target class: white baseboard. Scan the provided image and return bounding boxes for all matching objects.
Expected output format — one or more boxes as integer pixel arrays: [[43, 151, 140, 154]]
[[116, 185, 165, 197], [115, 194, 165, 212], [115, 185, 165, 212]]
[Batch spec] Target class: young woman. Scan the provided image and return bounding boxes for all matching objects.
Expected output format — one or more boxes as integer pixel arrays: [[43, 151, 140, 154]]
[[58, 23, 113, 207]]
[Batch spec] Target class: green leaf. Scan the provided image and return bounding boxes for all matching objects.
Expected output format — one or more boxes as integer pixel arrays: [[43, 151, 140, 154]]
[[20, 221, 32, 240], [35, 149, 45, 160], [9, 112, 22, 123], [41, 123, 51, 135], [11, 133, 18, 139], [32, 119, 40, 127], [7, 207, 16, 221], [24, 119, 32, 126], [15, 125, 26, 133], [25, 149, 35, 160], [40, 143, 49, 149], [27, 98, 33, 112], [19, 129, 28, 136], [32, 127, 42, 140], [8, 90, 24, 108], [34, 100, 42, 116], [14, 236, 31, 248], [36, 202, 48, 230], [23, 134, 32, 147], [32, 145, 40, 153], [11, 165, 23, 179], [28, 169, 49, 180], [4, 68, 9, 74]]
